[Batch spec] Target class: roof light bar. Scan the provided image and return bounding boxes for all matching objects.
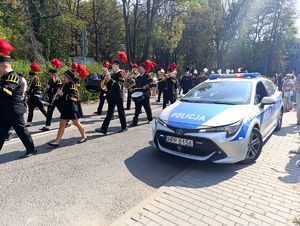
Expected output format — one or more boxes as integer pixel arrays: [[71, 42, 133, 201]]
[[209, 73, 260, 79]]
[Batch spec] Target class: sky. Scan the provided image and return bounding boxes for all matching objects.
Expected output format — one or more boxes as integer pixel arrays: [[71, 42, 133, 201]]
[[297, 0, 300, 36]]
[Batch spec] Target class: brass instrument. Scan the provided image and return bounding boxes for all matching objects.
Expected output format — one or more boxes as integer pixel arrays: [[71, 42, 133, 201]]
[[100, 79, 108, 92], [124, 73, 136, 89], [50, 87, 63, 106]]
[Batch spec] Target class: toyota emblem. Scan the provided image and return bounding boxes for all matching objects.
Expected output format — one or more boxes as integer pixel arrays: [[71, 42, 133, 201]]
[[175, 129, 184, 135]]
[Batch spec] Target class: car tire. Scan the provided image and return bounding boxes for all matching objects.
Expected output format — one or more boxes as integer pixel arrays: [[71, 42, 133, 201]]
[[274, 109, 283, 131], [242, 128, 263, 164]]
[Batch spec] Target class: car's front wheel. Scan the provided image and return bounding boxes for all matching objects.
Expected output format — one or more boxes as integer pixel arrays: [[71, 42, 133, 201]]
[[242, 128, 263, 164]]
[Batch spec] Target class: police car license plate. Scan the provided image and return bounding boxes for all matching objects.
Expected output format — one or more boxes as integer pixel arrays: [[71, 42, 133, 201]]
[[166, 136, 193, 147]]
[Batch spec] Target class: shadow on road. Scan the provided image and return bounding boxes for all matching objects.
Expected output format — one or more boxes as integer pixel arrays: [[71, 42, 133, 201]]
[[124, 144, 251, 189], [278, 147, 300, 184]]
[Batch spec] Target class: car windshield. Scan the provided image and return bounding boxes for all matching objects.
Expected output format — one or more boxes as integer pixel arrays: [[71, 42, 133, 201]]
[[182, 80, 252, 105]]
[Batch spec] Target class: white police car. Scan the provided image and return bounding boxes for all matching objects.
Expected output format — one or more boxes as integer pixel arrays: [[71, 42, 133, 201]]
[[152, 73, 283, 164]]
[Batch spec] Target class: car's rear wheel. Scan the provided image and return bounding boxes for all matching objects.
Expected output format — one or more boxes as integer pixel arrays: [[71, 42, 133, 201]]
[[274, 109, 283, 131], [242, 128, 263, 164]]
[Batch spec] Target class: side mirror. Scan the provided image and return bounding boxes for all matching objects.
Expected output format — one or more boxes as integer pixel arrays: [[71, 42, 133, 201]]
[[261, 96, 276, 107]]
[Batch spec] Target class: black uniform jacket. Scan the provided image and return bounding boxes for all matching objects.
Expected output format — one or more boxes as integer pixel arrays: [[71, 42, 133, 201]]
[[59, 82, 79, 114], [133, 73, 153, 98], [163, 77, 177, 98], [106, 70, 125, 101], [0, 71, 25, 116], [46, 78, 62, 102]]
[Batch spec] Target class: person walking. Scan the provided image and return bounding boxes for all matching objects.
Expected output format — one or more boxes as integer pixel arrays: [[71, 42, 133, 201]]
[[0, 39, 37, 158]]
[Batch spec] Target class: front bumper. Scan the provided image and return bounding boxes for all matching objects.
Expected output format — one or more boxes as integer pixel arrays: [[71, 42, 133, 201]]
[[152, 120, 248, 163]]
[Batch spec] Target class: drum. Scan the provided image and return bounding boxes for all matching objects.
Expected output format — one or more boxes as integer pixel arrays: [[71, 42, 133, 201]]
[[131, 91, 145, 102], [85, 73, 101, 93]]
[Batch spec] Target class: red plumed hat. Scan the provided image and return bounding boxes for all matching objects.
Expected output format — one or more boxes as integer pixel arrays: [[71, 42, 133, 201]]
[[103, 60, 111, 69], [168, 62, 177, 72], [76, 64, 89, 79], [51, 58, 63, 69], [71, 62, 78, 71], [30, 62, 41, 72], [132, 63, 139, 69], [117, 51, 128, 64], [0, 39, 15, 56], [144, 59, 156, 72]]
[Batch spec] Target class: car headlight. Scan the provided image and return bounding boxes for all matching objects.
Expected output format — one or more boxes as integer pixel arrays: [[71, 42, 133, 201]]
[[198, 120, 243, 138], [157, 117, 167, 127]]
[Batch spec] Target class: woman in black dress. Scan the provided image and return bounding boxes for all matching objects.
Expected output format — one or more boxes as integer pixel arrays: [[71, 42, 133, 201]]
[[48, 69, 87, 147]]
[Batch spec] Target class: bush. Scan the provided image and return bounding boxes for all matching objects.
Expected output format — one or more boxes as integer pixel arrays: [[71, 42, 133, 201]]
[[12, 60, 103, 102]]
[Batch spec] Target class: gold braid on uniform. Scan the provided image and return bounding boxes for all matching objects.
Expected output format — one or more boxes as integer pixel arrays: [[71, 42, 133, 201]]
[[3, 74, 20, 95]]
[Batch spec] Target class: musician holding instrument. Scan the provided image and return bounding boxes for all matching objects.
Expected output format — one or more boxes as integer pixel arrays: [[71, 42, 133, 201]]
[[26, 63, 47, 127], [130, 62, 153, 127], [125, 63, 139, 110], [95, 64, 110, 115], [95, 59, 127, 135], [40, 68, 62, 131], [48, 69, 87, 147], [162, 66, 178, 109], [156, 69, 165, 102]]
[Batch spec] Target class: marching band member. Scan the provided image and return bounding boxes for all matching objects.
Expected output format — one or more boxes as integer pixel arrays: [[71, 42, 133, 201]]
[[163, 63, 178, 109], [179, 67, 193, 95], [40, 60, 63, 131], [95, 61, 110, 115], [0, 39, 37, 158], [126, 63, 139, 110], [48, 69, 87, 147], [95, 58, 127, 135], [26, 62, 47, 127], [130, 60, 154, 127], [156, 69, 165, 103]]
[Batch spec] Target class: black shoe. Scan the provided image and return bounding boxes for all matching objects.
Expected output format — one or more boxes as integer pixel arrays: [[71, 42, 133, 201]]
[[156, 100, 160, 102], [26, 123, 33, 127], [118, 128, 128, 133], [94, 112, 101, 115], [48, 142, 59, 147], [77, 137, 88, 144], [95, 128, 107, 135], [5, 133, 16, 141], [20, 149, 37, 158], [129, 123, 137, 128], [40, 127, 50, 132], [147, 119, 153, 124], [125, 107, 131, 110]]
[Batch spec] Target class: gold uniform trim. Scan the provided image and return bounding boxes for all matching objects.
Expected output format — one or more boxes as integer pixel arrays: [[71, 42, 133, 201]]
[[70, 84, 78, 91], [3, 88, 12, 95], [6, 75, 19, 84]]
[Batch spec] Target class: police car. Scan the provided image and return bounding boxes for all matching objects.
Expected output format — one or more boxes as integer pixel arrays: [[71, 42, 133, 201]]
[[152, 73, 283, 164]]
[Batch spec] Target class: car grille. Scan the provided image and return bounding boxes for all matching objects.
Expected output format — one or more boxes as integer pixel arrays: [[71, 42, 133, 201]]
[[155, 131, 225, 158]]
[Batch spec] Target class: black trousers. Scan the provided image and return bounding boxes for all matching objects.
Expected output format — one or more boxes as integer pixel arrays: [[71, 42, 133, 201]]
[[157, 90, 162, 102], [101, 98, 126, 132], [45, 104, 56, 126], [27, 96, 47, 123], [163, 95, 176, 109], [0, 113, 35, 152], [132, 97, 153, 126], [127, 90, 132, 109], [97, 92, 106, 114]]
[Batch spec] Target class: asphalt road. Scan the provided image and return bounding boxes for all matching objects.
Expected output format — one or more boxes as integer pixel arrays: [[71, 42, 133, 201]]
[[0, 98, 194, 226]]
